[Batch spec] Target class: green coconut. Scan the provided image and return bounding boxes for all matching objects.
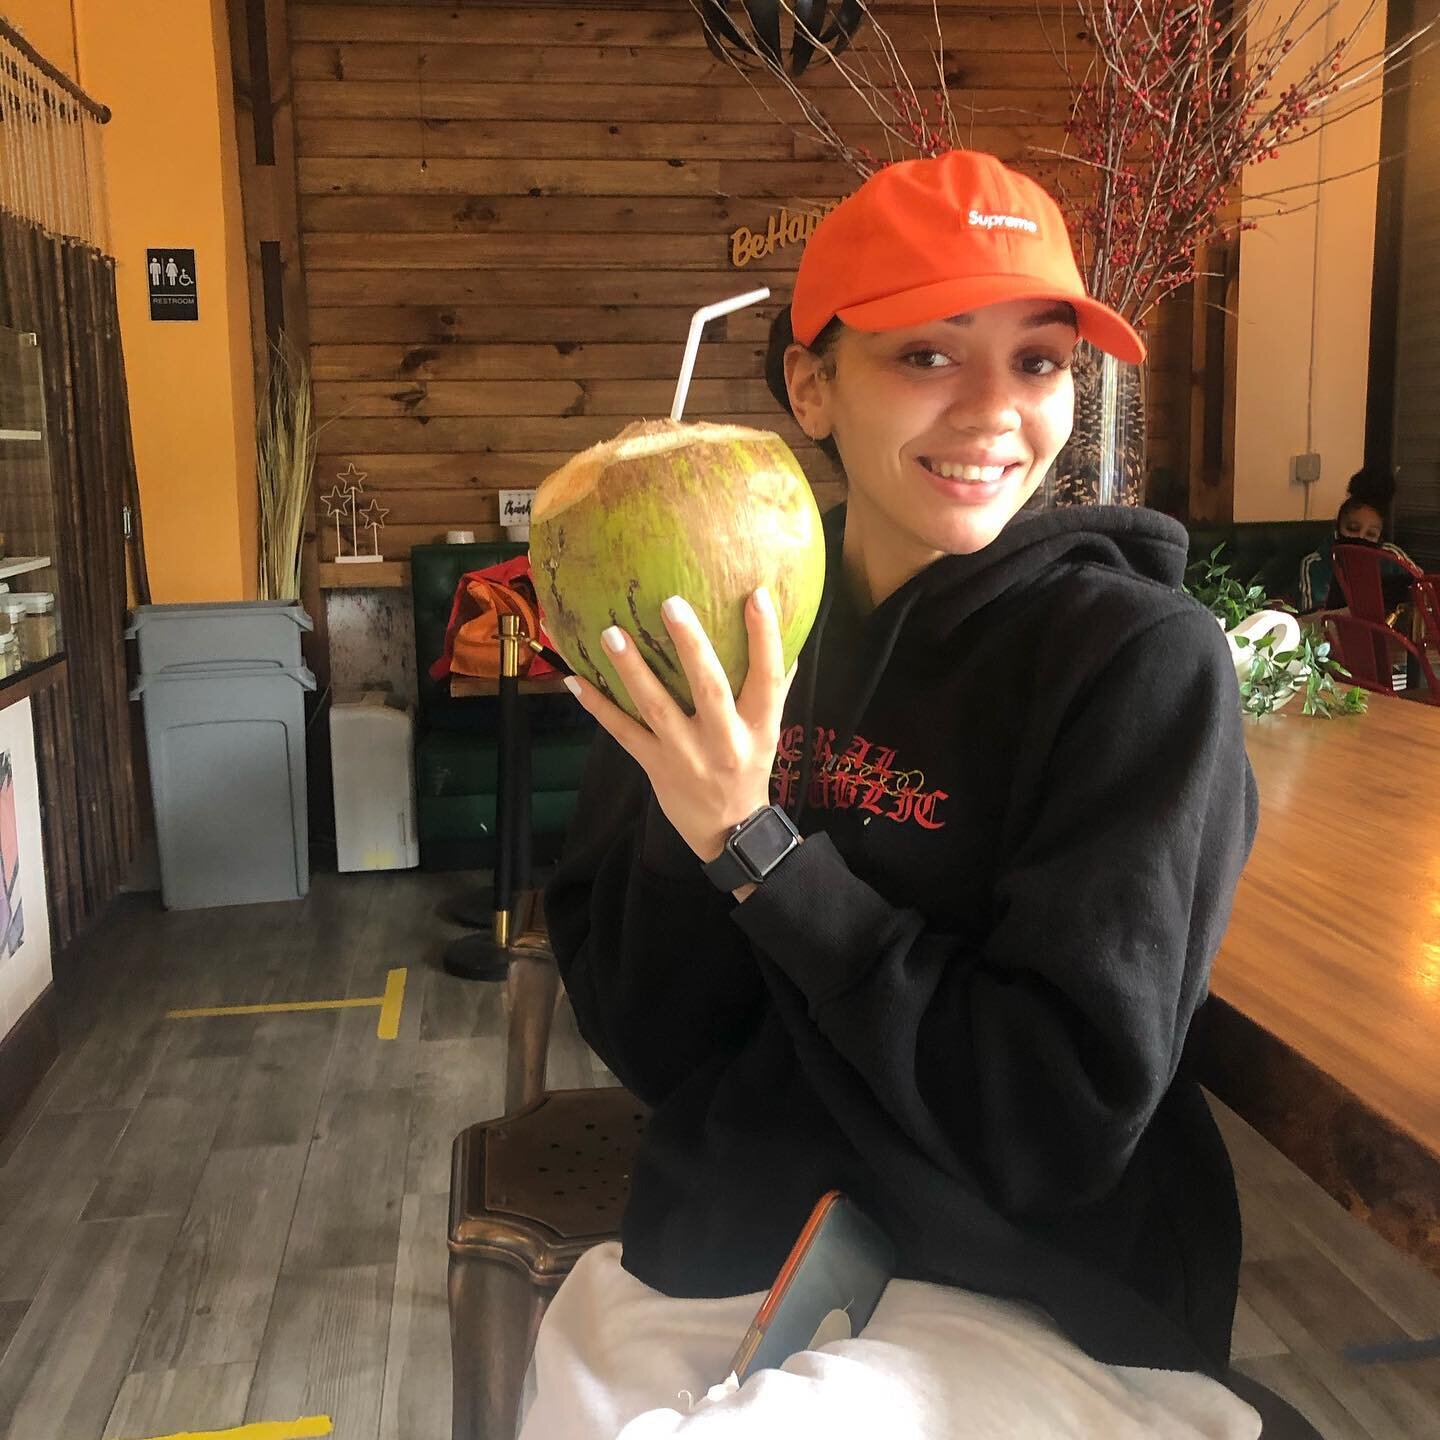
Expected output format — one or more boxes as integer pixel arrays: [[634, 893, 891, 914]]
[[530, 418, 827, 722]]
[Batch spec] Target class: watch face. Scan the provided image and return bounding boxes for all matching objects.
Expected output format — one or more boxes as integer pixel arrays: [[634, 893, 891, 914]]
[[738, 808, 798, 876]]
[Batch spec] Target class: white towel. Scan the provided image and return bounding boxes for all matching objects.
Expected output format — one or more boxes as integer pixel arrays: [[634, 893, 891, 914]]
[[516, 1242, 1261, 1440]]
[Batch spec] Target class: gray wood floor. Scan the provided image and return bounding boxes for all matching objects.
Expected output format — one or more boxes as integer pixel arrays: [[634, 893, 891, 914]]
[[0, 870, 1434, 1439]]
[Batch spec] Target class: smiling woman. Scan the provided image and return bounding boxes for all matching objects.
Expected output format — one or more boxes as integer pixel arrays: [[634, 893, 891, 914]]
[[535, 150, 1314, 1439], [778, 300, 1078, 595]]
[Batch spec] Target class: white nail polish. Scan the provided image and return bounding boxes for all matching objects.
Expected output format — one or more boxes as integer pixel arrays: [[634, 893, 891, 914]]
[[563, 676, 581, 698], [661, 596, 688, 624], [602, 626, 626, 654]]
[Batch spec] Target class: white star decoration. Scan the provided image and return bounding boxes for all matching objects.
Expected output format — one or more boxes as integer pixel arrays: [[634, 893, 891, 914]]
[[335, 461, 368, 492], [357, 499, 389, 530], [319, 485, 352, 520]]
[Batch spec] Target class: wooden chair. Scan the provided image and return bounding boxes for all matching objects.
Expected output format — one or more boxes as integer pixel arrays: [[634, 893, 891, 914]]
[[447, 902, 644, 1440], [448, 1085, 645, 1440]]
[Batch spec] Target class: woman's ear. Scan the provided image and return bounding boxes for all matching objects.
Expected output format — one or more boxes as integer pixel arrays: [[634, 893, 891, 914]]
[[783, 342, 835, 444]]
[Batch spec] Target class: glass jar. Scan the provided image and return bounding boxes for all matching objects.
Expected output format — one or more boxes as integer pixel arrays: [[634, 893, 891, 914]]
[[0, 633, 19, 677], [1046, 341, 1148, 508], [17, 594, 57, 663], [0, 600, 25, 645]]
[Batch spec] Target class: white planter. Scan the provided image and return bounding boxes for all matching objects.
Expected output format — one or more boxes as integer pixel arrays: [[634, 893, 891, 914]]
[[1220, 610, 1303, 712]]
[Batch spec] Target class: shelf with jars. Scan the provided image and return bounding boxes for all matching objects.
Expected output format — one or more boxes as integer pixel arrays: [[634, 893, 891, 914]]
[[0, 327, 64, 683]]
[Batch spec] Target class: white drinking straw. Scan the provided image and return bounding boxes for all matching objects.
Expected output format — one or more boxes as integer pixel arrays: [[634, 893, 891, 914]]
[[671, 287, 772, 421]]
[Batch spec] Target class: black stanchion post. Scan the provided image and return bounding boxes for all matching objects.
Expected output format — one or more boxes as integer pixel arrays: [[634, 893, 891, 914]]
[[444, 613, 526, 981], [491, 613, 522, 947]]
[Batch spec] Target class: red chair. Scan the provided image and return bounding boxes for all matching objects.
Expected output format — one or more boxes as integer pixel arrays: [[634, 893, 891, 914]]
[[1329, 543, 1440, 694], [1323, 612, 1440, 705], [1408, 573, 1440, 657], [1329, 541, 1421, 624]]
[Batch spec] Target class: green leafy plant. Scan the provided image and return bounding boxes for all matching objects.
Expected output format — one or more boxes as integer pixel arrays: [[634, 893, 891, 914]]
[[1184, 544, 1368, 720], [1233, 625, 1368, 720], [1183, 545, 1271, 630]]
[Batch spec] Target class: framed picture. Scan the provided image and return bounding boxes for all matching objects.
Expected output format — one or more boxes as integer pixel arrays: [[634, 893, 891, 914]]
[[0, 698, 50, 1039]]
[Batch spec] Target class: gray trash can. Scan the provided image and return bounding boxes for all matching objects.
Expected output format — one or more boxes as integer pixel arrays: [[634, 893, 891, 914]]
[[127, 600, 312, 675], [129, 602, 316, 911]]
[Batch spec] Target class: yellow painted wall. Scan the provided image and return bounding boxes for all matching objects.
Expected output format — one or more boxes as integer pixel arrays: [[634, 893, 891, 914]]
[[3, 0, 256, 600], [1, 0, 76, 75], [1233, 0, 1385, 523]]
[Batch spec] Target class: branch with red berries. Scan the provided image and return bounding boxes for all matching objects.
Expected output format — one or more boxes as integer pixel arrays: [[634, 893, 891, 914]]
[[1045, 0, 1436, 325]]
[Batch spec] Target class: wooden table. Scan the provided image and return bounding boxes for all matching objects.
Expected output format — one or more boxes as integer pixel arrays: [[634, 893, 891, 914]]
[[1193, 693, 1440, 1273]]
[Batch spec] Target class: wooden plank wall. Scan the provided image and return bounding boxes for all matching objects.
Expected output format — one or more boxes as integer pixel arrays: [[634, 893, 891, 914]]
[[286, 0, 1194, 561]]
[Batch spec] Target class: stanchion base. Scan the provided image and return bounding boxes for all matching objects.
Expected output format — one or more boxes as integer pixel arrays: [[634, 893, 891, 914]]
[[443, 887, 495, 930], [442, 933, 512, 982]]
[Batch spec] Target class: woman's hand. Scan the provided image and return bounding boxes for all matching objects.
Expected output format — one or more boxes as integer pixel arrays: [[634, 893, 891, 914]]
[[563, 587, 797, 867]]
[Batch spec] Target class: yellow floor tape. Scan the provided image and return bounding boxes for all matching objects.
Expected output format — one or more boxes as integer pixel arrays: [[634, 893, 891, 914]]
[[165, 968, 407, 1040], [132, 1418, 331, 1440], [377, 964, 407, 1040]]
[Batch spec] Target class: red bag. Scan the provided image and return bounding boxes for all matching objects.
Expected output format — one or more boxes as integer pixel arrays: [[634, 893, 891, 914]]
[[429, 555, 560, 682]]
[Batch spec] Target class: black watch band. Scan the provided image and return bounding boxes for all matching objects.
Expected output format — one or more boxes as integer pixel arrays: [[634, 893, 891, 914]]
[[703, 804, 803, 893]]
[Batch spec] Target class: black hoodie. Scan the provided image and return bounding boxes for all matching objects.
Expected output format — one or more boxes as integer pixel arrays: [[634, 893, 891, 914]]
[[544, 503, 1259, 1376]]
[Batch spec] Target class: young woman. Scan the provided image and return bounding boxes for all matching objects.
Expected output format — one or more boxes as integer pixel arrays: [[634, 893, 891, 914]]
[[1298, 465, 1416, 613], [527, 151, 1278, 1438]]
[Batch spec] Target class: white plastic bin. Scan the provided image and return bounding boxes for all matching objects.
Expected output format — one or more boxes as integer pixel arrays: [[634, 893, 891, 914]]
[[330, 692, 419, 873]]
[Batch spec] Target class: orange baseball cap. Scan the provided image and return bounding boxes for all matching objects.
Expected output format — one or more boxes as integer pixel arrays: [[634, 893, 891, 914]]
[[790, 150, 1145, 364]]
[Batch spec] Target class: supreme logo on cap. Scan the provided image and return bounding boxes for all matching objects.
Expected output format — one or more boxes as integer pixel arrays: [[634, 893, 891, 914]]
[[967, 209, 1039, 236]]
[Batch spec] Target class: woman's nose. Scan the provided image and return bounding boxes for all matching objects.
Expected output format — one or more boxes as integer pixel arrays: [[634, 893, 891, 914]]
[[943, 366, 1022, 435]]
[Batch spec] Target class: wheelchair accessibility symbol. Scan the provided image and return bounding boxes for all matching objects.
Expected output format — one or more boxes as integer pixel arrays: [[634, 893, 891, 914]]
[[147, 247, 199, 321]]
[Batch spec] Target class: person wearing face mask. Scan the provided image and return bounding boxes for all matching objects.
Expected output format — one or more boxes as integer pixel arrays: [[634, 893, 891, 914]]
[[1298, 467, 1417, 615], [529, 152, 1302, 1438]]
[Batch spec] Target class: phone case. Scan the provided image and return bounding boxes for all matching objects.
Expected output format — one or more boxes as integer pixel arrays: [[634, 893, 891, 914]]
[[728, 1191, 896, 1382]]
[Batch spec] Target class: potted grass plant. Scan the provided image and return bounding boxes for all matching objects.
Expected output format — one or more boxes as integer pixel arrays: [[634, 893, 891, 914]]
[[257, 334, 323, 602]]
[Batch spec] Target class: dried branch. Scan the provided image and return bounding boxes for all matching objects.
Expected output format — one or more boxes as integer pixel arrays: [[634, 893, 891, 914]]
[[687, 0, 959, 176], [687, 0, 1433, 332]]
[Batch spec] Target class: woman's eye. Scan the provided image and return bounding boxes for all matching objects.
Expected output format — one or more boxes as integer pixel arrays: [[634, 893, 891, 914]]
[[899, 348, 953, 370], [1020, 353, 1069, 377], [896, 347, 1072, 374]]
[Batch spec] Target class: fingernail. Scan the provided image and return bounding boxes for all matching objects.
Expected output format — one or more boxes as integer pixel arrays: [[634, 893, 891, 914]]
[[661, 595, 689, 624], [563, 676, 581, 698], [602, 626, 626, 654], [753, 586, 772, 613]]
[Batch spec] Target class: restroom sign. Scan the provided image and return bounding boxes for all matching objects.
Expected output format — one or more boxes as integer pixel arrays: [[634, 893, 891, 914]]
[[147, 248, 198, 321]]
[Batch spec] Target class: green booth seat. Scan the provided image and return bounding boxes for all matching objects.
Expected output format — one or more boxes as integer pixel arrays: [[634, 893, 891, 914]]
[[416, 731, 593, 801], [1185, 520, 1334, 608], [416, 793, 581, 874], [410, 540, 596, 872]]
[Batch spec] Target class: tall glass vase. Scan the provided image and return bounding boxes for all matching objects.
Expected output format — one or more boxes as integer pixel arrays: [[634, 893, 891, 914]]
[[1045, 342, 1148, 508]]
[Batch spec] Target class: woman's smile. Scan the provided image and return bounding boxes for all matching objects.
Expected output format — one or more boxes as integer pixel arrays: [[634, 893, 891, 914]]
[[913, 455, 1025, 506]]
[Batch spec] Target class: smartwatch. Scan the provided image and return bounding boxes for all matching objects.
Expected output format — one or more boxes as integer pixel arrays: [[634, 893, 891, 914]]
[[703, 804, 803, 893]]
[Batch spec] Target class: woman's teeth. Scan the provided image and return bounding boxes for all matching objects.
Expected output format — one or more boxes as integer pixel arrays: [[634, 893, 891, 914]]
[[922, 459, 1007, 482]]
